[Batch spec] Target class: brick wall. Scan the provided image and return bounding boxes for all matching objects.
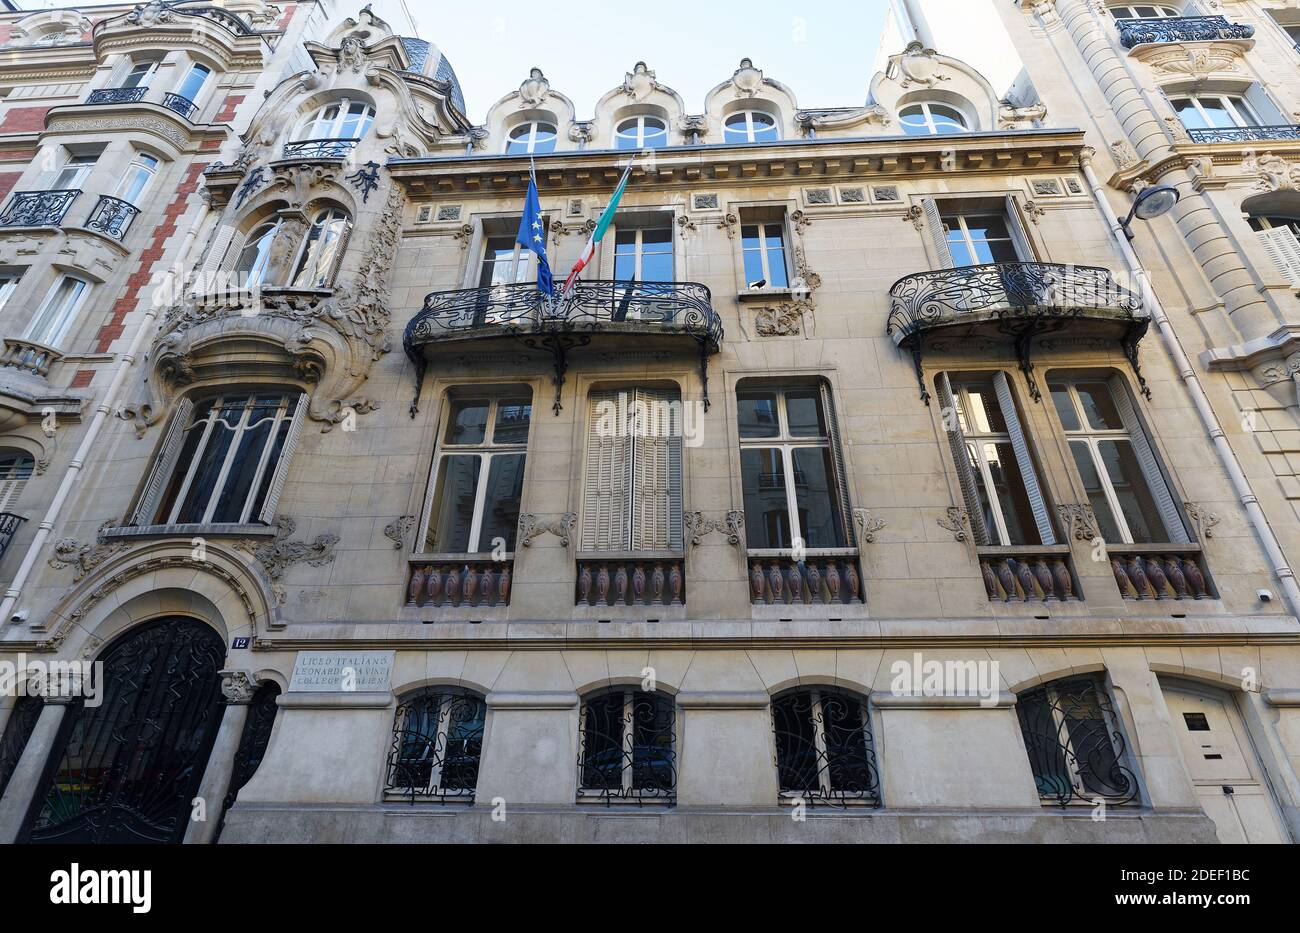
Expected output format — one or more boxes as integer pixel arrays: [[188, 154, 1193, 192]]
[[0, 106, 50, 134]]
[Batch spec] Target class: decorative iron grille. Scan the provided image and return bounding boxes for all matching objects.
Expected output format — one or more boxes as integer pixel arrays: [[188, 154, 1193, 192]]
[[0, 511, 26, 564], [214, 681, 280, 841], [1185, 125, 1300, 144], [1116, 15, 1254, 49], [772, 688, 881, 807], [85, 194, 140, 239], [86, 86, 148, 105], [162, 92, 199, 121], [385, 689, 486, 802], [281, 137, 361, 159], [1016, 676, 1140, 807], [0, 190, 80, 228], [0, 694, 43, 801], [577, 690, 676, 804]]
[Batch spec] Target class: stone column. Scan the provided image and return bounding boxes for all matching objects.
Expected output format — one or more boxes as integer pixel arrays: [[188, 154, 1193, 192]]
[[183, 670, 255, 845], [0, 696, 71, 844]]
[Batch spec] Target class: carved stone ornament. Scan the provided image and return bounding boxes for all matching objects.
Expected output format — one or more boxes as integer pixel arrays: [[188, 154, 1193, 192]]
[[795, 105, 890, 137], [234, 516, 338, 603], [518, 512, 577, 548], [1056, 503, 1099, 541], [754, 302, 808, 337], [1183, 502, 1220, 540], [853, 508, 886, 544], [717, 212, 739, 239], [678, 113, 708, 142], [904, 205, 924, 230], [48, 523, 134, 582], [889, 42, 951, 89], [384, 515, 416, 550], [684, 510, 744, 547], [730, 58, 764, 97], [568, 121, 596, 146], [337, 35, 369, 75], [622, 61, 659, 100], [519, 67, 551, 107], [998, 99, 1047, 129], [1163, 116, 1192, 144], [220, 670, 260, 704], [125, 1, 175, 27], [1145, 45, 1241, 79], [938, 506, 970, 542], [1109, 140, 1139, 171], [1247, 152, 1300, 192]]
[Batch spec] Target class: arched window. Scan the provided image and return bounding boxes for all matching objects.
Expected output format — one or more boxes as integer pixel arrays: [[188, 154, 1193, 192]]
[[506, 121, 557, 155], [289, 99, 375, 157], [771, 687, 879, 806], [899, 101, 968, 135], [723, 110, 780, 143], [290, 207, 352, 288], [1016, 675, 1139, 807], [233, 219, 280, 288], [614, 115, 668, 150], [1108, 4, 1181, 18], [385, 688, 486, 801], [577, 688, 676, 802]]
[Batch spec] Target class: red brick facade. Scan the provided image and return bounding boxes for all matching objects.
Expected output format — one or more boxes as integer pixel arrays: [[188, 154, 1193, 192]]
[[0, 106, 50, 134]]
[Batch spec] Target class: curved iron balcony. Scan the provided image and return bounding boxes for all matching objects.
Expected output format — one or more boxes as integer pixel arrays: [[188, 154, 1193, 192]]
[[0, 511, 26, 564], [404, 280, 724, 415], [887, 262, 1146, 404], [0, 189, 80, 227], [85, 194, 141, 239], [1186, 125, 1300, 144], [162, 93, 199, 121], [281, 138, 360, 159], [86, 86, 148, 105], [1117, 15, 1254, 49]]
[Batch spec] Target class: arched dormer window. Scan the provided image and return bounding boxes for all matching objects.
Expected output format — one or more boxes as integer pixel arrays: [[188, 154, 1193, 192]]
[[384, 688, 486, 802], [1108, 4, 1181, 18], [577, 688, 676, 802], [289, 99, 376, 158], [723, 109, 780, 144], [506, 120, 557, 155], [290, 207, 352, 289], [771, 686, 880, 807], [614, 114, 668, 150], [899, 101, 969, 135]]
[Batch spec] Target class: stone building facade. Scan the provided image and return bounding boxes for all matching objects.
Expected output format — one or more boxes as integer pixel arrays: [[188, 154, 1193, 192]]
[[0, 0, 1296, 844]]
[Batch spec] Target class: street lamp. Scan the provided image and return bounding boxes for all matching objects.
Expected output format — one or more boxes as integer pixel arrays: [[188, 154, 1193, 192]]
[[1119, 184, 1180, 240]]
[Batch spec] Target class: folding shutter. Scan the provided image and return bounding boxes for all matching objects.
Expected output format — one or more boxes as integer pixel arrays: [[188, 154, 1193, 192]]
[[1107, 375, 1190, 543], [257, 394, 309, 524], [937, 373, 991, 545], [993, 373, 1056, 545], [1255, 227, 1300, 287], [581, 389, 631, 550], [818, 382, 857, 547], [597, 223, 617, 280], [196, 223, 237, 294], [1004, 195, 1037, 261], [130, 397, 194, 526], [921, 198, 954, 269], [630, 388, 681, 551], [0, 455, 33, 514]]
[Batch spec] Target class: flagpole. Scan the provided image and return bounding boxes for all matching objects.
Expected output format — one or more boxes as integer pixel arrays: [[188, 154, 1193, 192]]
[[560, 154, 636, 300]]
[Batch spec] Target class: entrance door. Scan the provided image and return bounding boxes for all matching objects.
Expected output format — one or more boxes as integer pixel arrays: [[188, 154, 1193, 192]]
[[1162, 681, 1290, 844], [20, 617, 226, 844]]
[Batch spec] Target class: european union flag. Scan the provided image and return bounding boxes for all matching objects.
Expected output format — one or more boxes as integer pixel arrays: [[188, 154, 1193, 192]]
[[517, 170, 554, 296]]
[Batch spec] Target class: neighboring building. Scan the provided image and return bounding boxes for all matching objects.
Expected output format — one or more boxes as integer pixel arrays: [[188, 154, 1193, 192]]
[[0, 0, 1296, 844]]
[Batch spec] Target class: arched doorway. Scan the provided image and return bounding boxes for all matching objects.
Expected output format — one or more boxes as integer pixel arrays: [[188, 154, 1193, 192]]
[[20, 616, 227, 844]]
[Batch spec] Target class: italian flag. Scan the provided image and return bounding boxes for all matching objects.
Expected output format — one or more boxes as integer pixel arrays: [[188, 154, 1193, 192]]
[[562, 159, 634, 294]]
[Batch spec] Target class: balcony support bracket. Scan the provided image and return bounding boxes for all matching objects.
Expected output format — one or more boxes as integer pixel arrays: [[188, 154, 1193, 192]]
[[1122, 319, 1153, 400], [519, 331, 592, 415]]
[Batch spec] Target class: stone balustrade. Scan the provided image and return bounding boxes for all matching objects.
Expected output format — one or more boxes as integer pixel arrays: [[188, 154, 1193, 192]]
[[748, 551, 863, 605], [576, 555, 684, 607], [407, 559, 513, 609], [977, 547, 1079, 602], [1108, 547, 1212, 600]]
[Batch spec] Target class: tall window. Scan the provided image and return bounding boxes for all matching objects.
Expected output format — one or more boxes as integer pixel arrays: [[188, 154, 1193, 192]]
[[133, 393, 308, 527], [421, 393, 531, 554], [290, 207, 351, 288], [118, 59, 159, 89], [477, 229, 540, 289], [385, 689, 486, 802], [50, 152, 98, 190], [772, 687, 880, 806], [296, 98, 376, 141], [724, 110, 780, 143], [614, 115, 668, 150], [582, 387, 683, 551], [0, 452, 34, 513], [613, 226, 673, 282], [172, 62, 210, 104], [1049, 376, 1188, 544], [115, 151, 159, 205], [1248, 215, 1300, 287], [942, 211, 1020, 265], [577, 689, 676, 803], [233, 219, 280, 287], [506, 121, 557, 154], [899, 102, 968, 135], [741, 220, 789, 289], [23, 275, 88, 349], [1169, 93, 1260, 131], [1016, 675, 1139, 807], [738, 384, 850, 550], [0, 272, 21, 313], [1108, 4, 1181, 18]]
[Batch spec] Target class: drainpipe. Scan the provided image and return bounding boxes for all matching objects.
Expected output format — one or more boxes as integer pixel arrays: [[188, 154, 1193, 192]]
[[1079, 152, 1300, 618], [0, 202, 212, 628]]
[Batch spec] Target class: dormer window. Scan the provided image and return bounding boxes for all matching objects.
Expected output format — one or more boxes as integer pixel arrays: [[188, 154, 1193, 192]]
[[296, 99, 376, 143], [724, 110, 780, 143], [615, 115, 668, 150], [899, 102, 968, 135], [506, 121, 557, 155], [1108, 4, 1181, 18]]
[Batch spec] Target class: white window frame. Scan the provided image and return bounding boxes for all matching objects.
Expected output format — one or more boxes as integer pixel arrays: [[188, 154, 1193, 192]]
[[505, 120, 557, 155], [0, 451, 34, 513], [898, 101, 968, 135], [723, 110, 780, 143], [614, 115, 668, 150], [952, 379, 1037, 546], [1108, 4, 1182, 18], [118, 58, 160, 89], [1169, 92, 1261, 130], [740, 219, 790, 288], [23, 274, 89, 349], [418, 394, 532, 555], [290, 207, 351, 288], [115, 150, 160, 205], [612, 226, 674, 282], [50, 152, 98, 190], [0, 272, 22, 314], [233, 219, 281, 287], [295, 98, 376, 141], [478, 229, 537, 288], [941, 211, 1022, 267], [577, 689, 675, 802], [172, 61, 211, 105]]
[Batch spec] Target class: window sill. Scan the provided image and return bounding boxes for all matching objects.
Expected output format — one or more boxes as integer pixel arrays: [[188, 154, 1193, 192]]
[[737, 287, 794, 303], [747, 547, 858, 559], [408, 552, 515, 564], [575, 550, 685, 562], [101, 523, 281, 540]]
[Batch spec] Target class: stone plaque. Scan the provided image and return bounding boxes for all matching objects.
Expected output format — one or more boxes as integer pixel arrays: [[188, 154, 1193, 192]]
[[289, 651, 395, 693]]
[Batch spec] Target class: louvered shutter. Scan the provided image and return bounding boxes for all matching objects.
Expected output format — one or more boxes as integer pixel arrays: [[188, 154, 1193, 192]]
[[993, 372, 1056, 545], [598, 223, 617, 280], [1107, 375, 1190, 543], [1004, 195, 1036, 261], [1255, 227, 1300, 287], [257, 393, 309, 524], [0, 454, 34, 513], [819, 382, 857, 547], [921, 198, 954, 269], [937, 373, 991, 545], [130, 397, 193, 526], [582, 389, 631, 550], [629, 388, 682, 551], [196, 223, 237, 295]]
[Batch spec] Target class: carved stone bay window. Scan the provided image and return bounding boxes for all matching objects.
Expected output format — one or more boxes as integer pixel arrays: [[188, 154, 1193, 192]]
[[937, 372, 1079, 602], [408, 389, 532, 610], [385, 688, 486, 803], [577, 689, 676, 804], [739, 382, 862, 606], [772, 687, 881, 808]]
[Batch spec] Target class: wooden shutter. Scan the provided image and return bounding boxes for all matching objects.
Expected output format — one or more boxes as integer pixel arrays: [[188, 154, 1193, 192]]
[[257, 394, 309, 524], [196, 223, 237, 294], [1108, 375, 1190, 544], [597, 222, 617, 280], [1255, 227, 1300, 287], [130, 398, 194, 526], [1004, 195, 1036, 261], [993, 372, 1056, 545], [921, 198, 953, 269], [581, 389, 631, 550], [937, 373, 991, 545], [630, 388, 681, 551], [819, 382, 857, 547]]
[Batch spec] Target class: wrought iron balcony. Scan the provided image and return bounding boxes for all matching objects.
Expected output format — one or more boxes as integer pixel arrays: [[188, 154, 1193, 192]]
[[84, 194, 140, 239], [86, 86, 148, 105], [1185, 124, 1300, 144], [281, 137, 360, 160], [162, 92, 199, 121], [887, 262, 1146, 403], [405, 280, 724, 414], [0, 189, 80, 228], [1116, 15, 1254, 49], [0, 511, 26, 564]]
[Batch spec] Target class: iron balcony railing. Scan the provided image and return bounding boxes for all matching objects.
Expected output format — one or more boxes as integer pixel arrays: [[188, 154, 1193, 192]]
[[162, 92, 199, 121], [0, 189, 80, 227], [1116, 15, 1254, 49], [1185, 124, 1300, 144], [281, 137, 360, 159], [86, 86, 148, 105], [84, 194, 141, 239], [0, 512, 26, 564]]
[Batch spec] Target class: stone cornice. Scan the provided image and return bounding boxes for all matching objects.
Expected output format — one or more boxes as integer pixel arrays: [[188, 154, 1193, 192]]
[[1107, 139, 1300, 191], [42, 102, 229, 154]]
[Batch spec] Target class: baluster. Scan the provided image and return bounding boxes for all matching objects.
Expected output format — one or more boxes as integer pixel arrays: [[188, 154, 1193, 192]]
[[1015, 559, 1037, 602], [1145, 556, 1170, 600], [1035, 559, 1056, 600], [769, 563, 783, 604], [996, 560, 1017, 602], [980, 561, 999, 600], [499, 565, 512, 605], [408, 566, 425, 607], [1052, 559, 1074, 600], [1163, 555, 1188, 599], [633, 564, 647, 605], [845, 561, 861, 603], [669, 563, 682, 605], [578, 564, 592, 605], [445, 565, 461, 606], [806, 563, 822, 603], [596, 564, 610, 606], [825, 562, 841, 604], [481, 565, 497, 608], [464, 565, 479, 606], [614, 564, 628, 606], [1126, 556, 1149, 600], [427, 567, 443, 607], [750, 562, 765, 603], [787, 563, 803, 604], [1111, 557, 1131, 598], [1182, 556, 1209, 599], [651, 563, 665, 605]]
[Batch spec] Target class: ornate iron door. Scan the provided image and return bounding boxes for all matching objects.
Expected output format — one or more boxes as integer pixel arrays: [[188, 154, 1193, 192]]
[[20, 617, 227, 844]]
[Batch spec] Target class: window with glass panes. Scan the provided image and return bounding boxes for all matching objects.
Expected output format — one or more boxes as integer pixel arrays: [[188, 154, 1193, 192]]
[[50, 151, 99, 190], [506, 121, 557, 154], [738, 385, 850, 550], [0, 451, 34, 513], [614, 116, 668, 150], [296, 98, 376, 140], [1108, 4, 1181, 18], [290, 207, 351, 288], [234, 220, 280, 287], [421, 394, 531, 554], [577, 689, 675, 801], [118, 59, 159, 89], [0, 272, 22, 314], [478, 234, 533, 288], [941, 212, 1020, 266], [172, 62, 210, 105], [741, 220, 789, 289], [1168, 93, 1261, 131], [116, 151, 159, 205], [613, 226, 673, 282], [723, 110, 780, 143], [899, 102, 968, 135], [24, 275, 89, 349], [1049, 377, 1188, 544]]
